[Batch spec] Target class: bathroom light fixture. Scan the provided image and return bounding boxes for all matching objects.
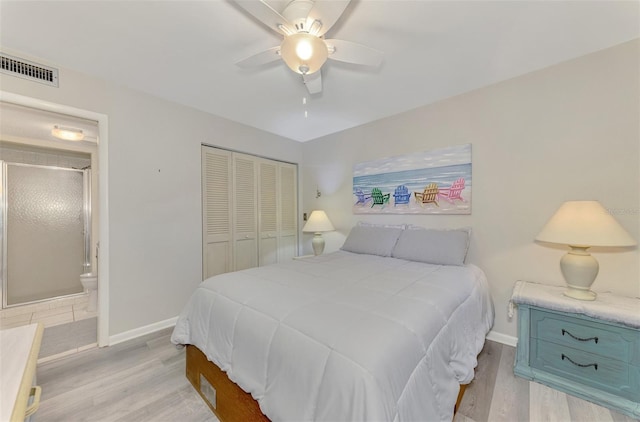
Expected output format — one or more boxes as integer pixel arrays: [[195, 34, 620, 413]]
[[302, 210, 334, 255], [51, 125, 84, 141], [280, 33, 328, 75], [536, 200, 637, 300]]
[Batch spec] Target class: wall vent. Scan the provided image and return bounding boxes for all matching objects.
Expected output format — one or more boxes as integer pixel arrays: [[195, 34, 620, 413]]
[[1, 53, 59, 87]]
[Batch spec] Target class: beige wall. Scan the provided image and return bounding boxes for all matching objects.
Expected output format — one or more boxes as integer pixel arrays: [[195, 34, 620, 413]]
[[300, 40, 640, 339], [0, 48, 303, 336], [2, 40, 637, 341]]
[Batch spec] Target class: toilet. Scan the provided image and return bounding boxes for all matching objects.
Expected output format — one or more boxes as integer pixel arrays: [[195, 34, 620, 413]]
[[80, 273, 98, 312]]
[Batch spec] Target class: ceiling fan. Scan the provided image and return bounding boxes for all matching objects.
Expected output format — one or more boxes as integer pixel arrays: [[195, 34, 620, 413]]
[[234, 0, 383, 94]]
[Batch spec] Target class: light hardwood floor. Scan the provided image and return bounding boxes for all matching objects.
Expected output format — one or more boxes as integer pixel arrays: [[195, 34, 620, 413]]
[[36, 328, 638, 421], [456, 340, 638, 422]]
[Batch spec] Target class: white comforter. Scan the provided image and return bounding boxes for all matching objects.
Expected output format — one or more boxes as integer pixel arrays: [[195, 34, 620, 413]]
[[171, 251, 494, 421]]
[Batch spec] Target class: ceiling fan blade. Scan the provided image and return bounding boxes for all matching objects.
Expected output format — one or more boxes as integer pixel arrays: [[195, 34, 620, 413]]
[[307, 0, 351, 36], [234, 0, 293, 35], [325, 39, 383, 67], [236, 46, 282, 68], [303, 71, 322, 94]]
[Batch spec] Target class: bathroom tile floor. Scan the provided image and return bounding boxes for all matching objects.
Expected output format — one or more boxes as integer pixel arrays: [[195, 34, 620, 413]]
[[38, 317, 97, 362], [0, 293, 97, 330]]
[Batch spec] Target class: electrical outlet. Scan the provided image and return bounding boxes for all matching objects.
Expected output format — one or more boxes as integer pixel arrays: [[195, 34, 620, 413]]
[[303, 212, 308, 221]]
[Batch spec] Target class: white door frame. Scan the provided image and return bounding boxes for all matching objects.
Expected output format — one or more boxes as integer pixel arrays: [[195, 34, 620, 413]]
[[0, 91, 110, 347]]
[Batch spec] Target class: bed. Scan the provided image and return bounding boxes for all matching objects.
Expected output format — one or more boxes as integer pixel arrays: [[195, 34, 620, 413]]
[[171, 225, 494, 421]]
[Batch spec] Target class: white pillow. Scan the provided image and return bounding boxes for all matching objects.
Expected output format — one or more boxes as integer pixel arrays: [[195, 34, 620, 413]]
[[341, 225, 403, 257], [391, 227, 471, 266]]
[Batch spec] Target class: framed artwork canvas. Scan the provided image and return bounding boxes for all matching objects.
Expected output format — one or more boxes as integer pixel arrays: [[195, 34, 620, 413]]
[[353, 144, 471, 214]]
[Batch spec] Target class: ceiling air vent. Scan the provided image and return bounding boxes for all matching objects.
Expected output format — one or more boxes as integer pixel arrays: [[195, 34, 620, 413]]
[[1, 53, 59, 87]]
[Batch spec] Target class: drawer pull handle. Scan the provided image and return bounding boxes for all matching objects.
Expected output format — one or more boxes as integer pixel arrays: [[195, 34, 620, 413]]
[[24, 386, 42, 417], [561, 354, 598, 371], [562, 329, 598, 344]]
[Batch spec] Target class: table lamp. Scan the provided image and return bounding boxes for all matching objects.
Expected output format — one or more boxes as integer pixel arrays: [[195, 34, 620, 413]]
[[302, 210, 335, 255], [535, 200, 636, 300]]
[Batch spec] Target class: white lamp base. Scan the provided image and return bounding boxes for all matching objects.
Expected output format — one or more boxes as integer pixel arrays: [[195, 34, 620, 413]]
[[311, 232, 325, 256], [560, 246, 599, 301], [563, 288, 597, 301]]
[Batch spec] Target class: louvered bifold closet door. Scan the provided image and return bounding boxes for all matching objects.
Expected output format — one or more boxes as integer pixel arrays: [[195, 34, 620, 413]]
[[201, 147, 233, 279], [259, 160, 278, 266], [233, 153, 258, 271], [278, 163, 298, 261]]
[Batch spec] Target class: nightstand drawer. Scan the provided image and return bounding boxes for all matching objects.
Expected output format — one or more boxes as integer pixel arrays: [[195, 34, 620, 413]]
[[531, 338, 639, 400], [531, 309, 639, 364], [513, 283, 640, 418]]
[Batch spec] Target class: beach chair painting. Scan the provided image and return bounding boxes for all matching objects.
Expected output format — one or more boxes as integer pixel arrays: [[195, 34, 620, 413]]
[[352, 143, 471, 214], [370, 188, 390, 208], [414, 183, 439, 207], [438, 177, 466, 203], [354, 188, 372, 206], [393, 185, 411, 206]]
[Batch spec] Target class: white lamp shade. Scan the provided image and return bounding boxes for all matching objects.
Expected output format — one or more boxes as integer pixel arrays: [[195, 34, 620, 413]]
[[536, 200, 636, 247], [302, 210, 334, 233], [280, 33, 328, 75]]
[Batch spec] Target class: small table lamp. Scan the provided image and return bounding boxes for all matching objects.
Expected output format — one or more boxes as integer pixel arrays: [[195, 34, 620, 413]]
[[302, 210, 335, 255], [535, 200, 637, 301]]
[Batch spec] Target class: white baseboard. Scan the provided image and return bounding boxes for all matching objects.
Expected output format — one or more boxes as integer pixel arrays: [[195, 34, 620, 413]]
[[108, 316, 178, 346], [486, 330, 517, 347]]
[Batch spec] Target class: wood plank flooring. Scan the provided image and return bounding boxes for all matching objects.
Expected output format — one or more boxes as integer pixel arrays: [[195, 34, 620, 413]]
[[456, 338, 638, 422], [36, 328, 638, 421], [36, 328, 214, 422]]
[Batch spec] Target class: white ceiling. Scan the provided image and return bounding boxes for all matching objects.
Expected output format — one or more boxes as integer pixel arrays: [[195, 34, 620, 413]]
[[0, 0, 638, 142]]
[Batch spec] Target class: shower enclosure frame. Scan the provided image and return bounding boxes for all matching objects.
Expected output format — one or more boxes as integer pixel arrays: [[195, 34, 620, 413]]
[[0, 161, 92, 308]]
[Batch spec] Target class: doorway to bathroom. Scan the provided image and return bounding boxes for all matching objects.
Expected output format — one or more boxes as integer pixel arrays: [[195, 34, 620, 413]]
[[0, 98, 105, 354]]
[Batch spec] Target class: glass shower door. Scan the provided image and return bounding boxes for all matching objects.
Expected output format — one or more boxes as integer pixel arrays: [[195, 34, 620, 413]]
[[2, 162, 86, 306]]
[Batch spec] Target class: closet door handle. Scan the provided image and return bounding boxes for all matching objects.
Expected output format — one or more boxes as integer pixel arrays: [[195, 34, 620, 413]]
[[562, 329, 598, 344]]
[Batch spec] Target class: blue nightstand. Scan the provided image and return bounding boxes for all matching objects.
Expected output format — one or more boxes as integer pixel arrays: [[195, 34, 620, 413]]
[[511, 281, 640, 419]]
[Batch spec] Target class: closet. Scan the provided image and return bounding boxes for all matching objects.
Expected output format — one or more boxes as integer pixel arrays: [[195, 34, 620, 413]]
[[201, 146, 297, 279]]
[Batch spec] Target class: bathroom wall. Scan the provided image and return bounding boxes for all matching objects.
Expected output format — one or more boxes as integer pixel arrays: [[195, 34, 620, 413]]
[[0, 142, 91, 168]]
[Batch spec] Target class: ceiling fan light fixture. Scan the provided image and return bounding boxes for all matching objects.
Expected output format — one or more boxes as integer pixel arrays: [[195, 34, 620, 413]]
[[308, 19, 323, 36], [277, 24, 294, 36], [280, 33, 328, 75], [296, 39, 313, 60], [282, 0, 314, 29]]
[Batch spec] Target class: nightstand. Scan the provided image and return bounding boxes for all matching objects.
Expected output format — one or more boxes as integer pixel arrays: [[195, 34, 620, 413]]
[[292, 255, 315, 260], [511, 281, 640, 418]]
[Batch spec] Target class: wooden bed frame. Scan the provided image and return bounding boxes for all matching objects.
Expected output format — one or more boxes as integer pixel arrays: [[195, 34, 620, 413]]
[[186, 344, 468, 422]]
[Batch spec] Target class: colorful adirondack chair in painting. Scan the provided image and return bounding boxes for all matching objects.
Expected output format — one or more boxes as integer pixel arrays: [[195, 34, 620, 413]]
[[354, 188, 372, 206], [370, 188, 390, 208], [393, 185, 411, 206], [438, 178, 466, 203], [414, 183, 439, 207]]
